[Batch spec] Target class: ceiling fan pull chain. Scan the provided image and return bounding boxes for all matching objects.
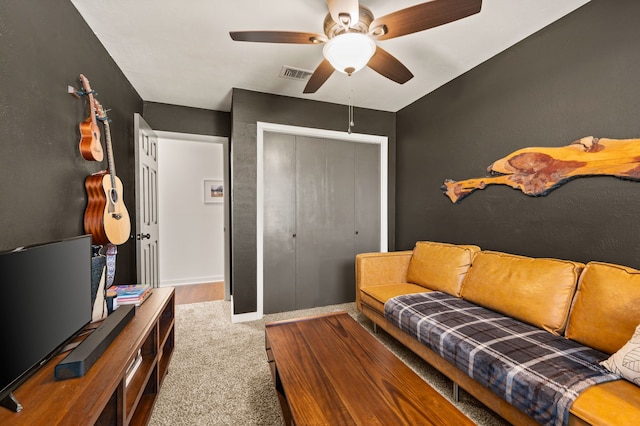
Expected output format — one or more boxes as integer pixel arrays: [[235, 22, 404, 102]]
[[348, 79, 355, 134], [349, 101, 354, 128]]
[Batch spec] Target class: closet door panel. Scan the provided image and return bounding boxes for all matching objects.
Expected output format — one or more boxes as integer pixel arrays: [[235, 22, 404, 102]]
[[296, 137, 357, 309], [355, 142, 381, 255], [294, 136, 327, 309], [321, 139, 356, 305], [263, 132, 297, 313]]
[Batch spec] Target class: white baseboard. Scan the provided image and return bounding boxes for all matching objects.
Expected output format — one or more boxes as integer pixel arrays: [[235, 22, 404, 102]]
[[159, 276, 224, 287]]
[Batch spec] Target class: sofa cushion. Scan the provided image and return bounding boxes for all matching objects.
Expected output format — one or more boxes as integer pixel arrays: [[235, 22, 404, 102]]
[[600, 323, 640, 385], [461, 251, 583, 334], [385, 291, 620, 426], [405, 241, 480, 297], [360, 283, 429, 314], [566, 261, 640, 354]]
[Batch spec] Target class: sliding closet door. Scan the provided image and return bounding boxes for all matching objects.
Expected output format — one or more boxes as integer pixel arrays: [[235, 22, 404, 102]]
[[263, 133, 297, 313], [296, 137, 356, 309], [355, 142, 380, 255], [263, 132, 381, 314]]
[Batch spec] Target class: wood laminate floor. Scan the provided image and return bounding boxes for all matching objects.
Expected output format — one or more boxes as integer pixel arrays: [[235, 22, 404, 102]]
[[174, 282, 224, 305]]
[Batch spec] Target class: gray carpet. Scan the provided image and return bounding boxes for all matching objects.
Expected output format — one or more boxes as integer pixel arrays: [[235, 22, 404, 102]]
[[149, 300, 509, 425]]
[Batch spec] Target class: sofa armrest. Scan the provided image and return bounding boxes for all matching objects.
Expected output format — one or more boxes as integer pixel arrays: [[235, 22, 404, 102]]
[[569, 380, 640, 425], [356, 251, 413, 309]]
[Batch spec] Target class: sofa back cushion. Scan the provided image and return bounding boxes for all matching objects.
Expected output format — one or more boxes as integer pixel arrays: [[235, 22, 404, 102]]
[[461, 251, 583, 334], [565, 261, 640, 354], [405, 241, 480, 297]]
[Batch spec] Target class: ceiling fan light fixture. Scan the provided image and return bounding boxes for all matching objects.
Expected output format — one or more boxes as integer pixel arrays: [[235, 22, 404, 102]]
[[323, 33, 376, 75]]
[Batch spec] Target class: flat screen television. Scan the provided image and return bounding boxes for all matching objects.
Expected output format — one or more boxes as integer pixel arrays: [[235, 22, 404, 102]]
[[0, 235, 92, 411]]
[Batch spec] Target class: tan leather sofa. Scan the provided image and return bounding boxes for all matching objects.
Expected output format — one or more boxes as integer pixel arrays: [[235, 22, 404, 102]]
[[356, 241, 640, 425]]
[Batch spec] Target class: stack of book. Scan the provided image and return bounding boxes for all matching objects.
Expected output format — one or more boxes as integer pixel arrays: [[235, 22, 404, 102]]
[[109, 284, 152, 307]]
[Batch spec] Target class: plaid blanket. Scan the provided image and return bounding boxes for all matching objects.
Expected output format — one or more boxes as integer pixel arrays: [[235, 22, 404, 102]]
[[384, 292, 621, 426]]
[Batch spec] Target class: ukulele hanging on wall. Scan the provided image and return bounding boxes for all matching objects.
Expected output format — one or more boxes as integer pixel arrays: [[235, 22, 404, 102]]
[[83, 99, 131, 245], [78, 74, 104, 161]]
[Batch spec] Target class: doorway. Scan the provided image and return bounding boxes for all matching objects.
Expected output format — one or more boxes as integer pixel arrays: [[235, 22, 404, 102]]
[[155, 131, 230, 300]]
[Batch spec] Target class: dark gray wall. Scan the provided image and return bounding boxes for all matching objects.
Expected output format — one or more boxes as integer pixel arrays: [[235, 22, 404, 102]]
[[396, 0, 640, 268], [231, 88, 396, 314], [8, 0, 636, 313], [143, 101, 230, 137], [0, 0, 143, 282]]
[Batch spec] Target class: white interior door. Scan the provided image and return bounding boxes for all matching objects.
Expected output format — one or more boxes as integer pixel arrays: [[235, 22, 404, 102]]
[[134, 113, 159, 287]]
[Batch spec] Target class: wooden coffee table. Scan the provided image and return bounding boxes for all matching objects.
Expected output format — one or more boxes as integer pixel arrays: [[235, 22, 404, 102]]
[[265, 311, 473, 425]]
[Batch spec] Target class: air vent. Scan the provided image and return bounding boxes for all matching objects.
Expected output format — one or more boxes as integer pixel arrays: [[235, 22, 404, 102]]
[[279, 66, 313, 81]]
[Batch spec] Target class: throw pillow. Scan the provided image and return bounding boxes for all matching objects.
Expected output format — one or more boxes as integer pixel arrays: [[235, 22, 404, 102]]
[[601, 323, 640, 385]]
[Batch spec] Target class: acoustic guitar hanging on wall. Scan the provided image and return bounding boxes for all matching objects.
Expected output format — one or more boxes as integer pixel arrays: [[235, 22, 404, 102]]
[[78, 74, 104, 161], [84, 99, 131, 245]]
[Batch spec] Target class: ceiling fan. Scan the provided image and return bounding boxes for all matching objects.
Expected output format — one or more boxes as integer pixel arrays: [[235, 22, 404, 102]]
[[230, 0, 482, 94]]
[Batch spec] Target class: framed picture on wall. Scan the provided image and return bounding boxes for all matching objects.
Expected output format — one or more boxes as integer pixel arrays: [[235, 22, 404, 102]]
[[204, 179, 223, 203]]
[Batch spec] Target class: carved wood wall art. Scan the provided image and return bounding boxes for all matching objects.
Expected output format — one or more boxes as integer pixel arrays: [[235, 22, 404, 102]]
[[443, 136, 640, 203]]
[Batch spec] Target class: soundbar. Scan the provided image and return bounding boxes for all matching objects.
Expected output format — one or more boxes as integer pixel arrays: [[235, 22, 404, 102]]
[[55, 304, 136, 380]]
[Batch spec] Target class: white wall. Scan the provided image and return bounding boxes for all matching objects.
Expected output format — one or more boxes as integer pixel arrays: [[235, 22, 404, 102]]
[[157, 134, 225, 286]]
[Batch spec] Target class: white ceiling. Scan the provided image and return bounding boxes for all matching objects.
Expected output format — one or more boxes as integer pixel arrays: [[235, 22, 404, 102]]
[[70, 0, 591, 113]]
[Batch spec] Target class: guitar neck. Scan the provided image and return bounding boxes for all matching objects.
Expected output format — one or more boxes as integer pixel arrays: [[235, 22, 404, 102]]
[[103, 119, 117, 184], [92, 98, 118, 187], [80, 74, 98, 127], [87, 93, 98, 127]]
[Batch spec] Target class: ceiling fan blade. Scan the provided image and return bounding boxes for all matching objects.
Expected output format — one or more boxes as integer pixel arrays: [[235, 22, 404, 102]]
[[327, 0, 360, 27], [369, 0, 482, 41], [230, 31, 327, 44], [303, 59, 335, 94], [367, 47, 414, 84]]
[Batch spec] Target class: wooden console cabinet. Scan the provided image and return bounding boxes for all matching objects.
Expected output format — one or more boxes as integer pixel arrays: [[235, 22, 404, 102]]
[[0, 287, 175, 426]]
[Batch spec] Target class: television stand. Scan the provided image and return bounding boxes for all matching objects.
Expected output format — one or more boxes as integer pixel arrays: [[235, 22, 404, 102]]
[[0, 287, 175, 425], [0, 393, 22, 413]]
